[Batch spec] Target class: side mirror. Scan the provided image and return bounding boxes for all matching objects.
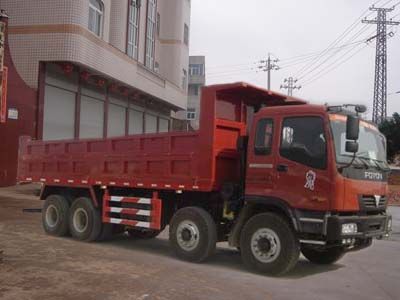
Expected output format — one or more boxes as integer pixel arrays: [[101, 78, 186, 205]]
[[345, 141, 359, 153], [346, 115, 360, 140]]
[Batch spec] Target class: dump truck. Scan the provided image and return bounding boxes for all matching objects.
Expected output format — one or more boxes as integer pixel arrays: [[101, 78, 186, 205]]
[[18, 82, 392, 276]]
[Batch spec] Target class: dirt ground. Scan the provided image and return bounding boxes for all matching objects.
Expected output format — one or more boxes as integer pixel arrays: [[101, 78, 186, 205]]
[[1, 185, 400, 300]]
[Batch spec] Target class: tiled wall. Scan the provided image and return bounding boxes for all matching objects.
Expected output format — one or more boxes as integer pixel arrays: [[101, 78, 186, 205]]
[[2, 0, 190, 110]]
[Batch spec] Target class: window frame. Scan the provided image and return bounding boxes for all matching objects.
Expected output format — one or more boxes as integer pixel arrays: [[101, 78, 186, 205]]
[[189, 64, 204, 76], [187, 108, 196, 120], [279, 116, 328, 170], [127, 0, 140, 60], [145, 0, 157, 69], [254, 118, 274, 156], [88, 0, 104, 37]]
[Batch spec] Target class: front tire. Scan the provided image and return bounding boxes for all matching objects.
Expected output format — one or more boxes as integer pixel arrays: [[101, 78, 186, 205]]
[[69, 197, 102, 242], [301, 246, 345, 265], [170, 207, 217, 263], [42, 195, 70, 237], [240, 213, 300, 276]]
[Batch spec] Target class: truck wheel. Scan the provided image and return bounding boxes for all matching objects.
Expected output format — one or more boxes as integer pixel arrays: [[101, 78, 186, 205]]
[[69, 197, 101, 242], [240, 213, 299, 276], [42, 195, 70, 237], [169, 207, 217, 263], [301, 246, 345, 265], [127, 228, 161, 239]]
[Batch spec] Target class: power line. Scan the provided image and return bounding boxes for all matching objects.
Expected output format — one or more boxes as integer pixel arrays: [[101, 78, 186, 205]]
[[301, 44, 370, 86], [297, 25, 373, 81], [295, 0, 388, 79]]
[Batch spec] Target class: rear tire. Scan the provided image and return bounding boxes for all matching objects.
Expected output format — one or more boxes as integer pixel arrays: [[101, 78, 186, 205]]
[[42, 195, 70, 237], [127, 228, 161, 239], [240, 213, 300, 276], [69, 197, 101, 242], [301, 246, 345, 265], [170, 207, 217, 263]]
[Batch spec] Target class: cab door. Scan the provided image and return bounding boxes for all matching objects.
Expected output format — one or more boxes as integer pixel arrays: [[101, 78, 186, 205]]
[[273, 115, 332, 211], [245, 117, 277, 196]]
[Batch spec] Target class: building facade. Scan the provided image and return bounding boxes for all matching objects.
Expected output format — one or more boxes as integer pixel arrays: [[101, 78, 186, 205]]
[[0, 0, 191, 187]]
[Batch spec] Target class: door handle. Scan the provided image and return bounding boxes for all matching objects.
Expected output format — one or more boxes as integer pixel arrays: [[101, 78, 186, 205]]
[[277, 164, 288, 172]]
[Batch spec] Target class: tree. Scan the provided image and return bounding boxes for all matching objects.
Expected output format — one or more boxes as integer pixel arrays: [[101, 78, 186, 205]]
[[379, 113, 400, 162]]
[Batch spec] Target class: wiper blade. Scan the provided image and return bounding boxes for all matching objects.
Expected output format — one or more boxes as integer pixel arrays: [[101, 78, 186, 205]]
[[355, 157, 369, 169]]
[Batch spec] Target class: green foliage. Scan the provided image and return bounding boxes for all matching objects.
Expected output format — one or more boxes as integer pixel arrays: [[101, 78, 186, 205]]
[[379, 113, 400, 162]]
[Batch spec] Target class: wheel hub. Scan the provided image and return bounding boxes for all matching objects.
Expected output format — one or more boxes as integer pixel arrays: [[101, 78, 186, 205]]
[[257, 237, 272, 252], [45, 205, 59, 228], [177, 221, 200, 251], [73, 208, 89, 233], [251, 228, 281, 263]]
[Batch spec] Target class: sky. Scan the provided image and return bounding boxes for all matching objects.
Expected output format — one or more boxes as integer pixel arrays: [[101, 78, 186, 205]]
[[189, 0, 400, 118]]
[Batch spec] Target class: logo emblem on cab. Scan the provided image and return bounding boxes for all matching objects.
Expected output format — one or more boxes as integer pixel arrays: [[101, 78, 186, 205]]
[[374, 195, 381, 208]]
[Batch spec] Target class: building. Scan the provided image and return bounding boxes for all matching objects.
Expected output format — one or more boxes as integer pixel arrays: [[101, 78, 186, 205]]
[[176, 56, 205, 129], [0, 0, 191, 187]]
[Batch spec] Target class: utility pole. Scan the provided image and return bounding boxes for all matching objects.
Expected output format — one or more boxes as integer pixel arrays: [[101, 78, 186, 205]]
[[362, 5, 399, 124], [280, 77, 301, 96], [258, 53, 279, 90]]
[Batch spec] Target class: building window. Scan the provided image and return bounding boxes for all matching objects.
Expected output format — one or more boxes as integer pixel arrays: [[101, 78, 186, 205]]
[[184, 23, 189, 46], [182, 69, 187, 91], [127, 0, 140, 59], [88, 0, 104, 36], [187, 108, 196, 120], [145, 0, 157, 69], [189, 64, 204, 76], [189, 85, 199, 96]]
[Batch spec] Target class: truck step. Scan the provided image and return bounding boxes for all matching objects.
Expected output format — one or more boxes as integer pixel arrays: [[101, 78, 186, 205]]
[[102, 192, 162, 230]]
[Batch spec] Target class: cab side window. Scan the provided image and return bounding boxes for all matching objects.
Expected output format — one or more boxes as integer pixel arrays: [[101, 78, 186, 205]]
[[255, 119, 274, 155], [280, 117, 327, 169]]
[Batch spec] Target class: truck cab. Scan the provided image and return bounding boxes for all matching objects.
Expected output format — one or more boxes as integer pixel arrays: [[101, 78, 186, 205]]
[[235, 102, 391, 272]]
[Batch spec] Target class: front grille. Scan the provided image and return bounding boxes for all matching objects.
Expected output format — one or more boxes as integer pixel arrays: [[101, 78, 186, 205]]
[[359, 195, 387, 211]]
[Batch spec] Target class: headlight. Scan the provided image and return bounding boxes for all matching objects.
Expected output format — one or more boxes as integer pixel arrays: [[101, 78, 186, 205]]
[[342, 223, 358, 235], [387, 218, 392, 231]]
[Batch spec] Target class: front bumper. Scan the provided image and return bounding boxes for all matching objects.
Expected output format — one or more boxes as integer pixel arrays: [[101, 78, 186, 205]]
[[326, 214, 392, 241]]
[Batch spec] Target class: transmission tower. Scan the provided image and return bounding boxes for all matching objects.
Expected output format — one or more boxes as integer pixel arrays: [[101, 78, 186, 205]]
[[362, 5, 399, 124], [280, 77, 301, 96], [258, 53, 280, 90]]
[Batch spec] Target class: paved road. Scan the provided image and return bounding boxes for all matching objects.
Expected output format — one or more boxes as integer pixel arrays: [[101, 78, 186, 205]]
[[0, 188, 399, 300]]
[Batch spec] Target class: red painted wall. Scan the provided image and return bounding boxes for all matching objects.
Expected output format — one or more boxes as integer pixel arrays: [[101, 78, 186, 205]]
[[0, 16, 38, 187]]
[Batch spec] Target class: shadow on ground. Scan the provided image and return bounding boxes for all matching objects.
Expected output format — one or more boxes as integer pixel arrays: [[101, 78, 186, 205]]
[[97, 234, 343, 279]]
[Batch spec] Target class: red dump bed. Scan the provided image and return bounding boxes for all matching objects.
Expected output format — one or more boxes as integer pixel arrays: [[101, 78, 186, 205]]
[[18, 83, 306, 192]]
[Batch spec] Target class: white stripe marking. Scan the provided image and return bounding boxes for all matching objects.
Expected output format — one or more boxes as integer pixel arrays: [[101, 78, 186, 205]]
[[109, 207, 150, 216], [54, 179, 60, 183], [109, 197, 151, 205]]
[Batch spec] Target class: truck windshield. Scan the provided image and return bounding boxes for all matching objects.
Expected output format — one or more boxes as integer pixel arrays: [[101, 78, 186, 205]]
[[329, 115, 388, 169]]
